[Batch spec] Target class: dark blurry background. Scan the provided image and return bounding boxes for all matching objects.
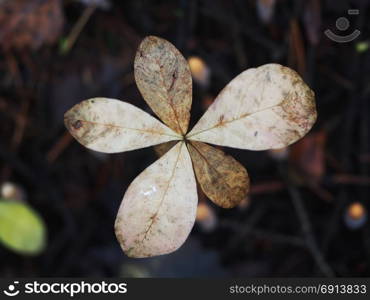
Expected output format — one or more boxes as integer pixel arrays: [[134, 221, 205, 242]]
[[0, 0, 369, 277]]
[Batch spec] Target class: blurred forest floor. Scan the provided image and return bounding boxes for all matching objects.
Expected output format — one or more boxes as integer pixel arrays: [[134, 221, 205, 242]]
[[0, 0, 370, 277]]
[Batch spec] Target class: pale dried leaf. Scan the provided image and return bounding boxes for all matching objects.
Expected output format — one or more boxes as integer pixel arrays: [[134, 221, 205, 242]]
[[64, 98, 181, 153], [134, 36, 192, 135], [115, 142, 197, 257], [187, 64, 317, 150], [187, 141, 249, 208]]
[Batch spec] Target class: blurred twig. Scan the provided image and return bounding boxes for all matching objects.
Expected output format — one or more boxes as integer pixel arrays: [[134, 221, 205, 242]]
[[288, 19, 306, 76], [47, 131, 74, 164], [279, 164, 335, 277], [221, 219, 305, 248], [11, 97, 29, 150], [331, 174, 370, 185], [287, 184, 335, 277], [249, 180, 284, 195], [322, 35, 363, 261], [199, 1, 284, 56], [60, 4, 97, 54], [0, 96, 30, 180]]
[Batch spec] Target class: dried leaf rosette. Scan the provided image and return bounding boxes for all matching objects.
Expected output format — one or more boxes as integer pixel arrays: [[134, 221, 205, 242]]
[[64, 36, 317, 257]]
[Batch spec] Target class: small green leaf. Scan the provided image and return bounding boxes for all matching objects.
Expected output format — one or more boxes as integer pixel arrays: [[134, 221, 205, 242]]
[[0, 200, 46, 255], [356, 41, 369, 53], [58, 37, 69, 55]]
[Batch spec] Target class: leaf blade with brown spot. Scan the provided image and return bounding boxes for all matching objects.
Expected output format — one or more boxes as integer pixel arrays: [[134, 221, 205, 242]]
[[115, 142, 198, 258], [187, 64, 317, 150], [134, 36, 192, 135], [64, 98, 181, 153], [187, 141, 249, 208]]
